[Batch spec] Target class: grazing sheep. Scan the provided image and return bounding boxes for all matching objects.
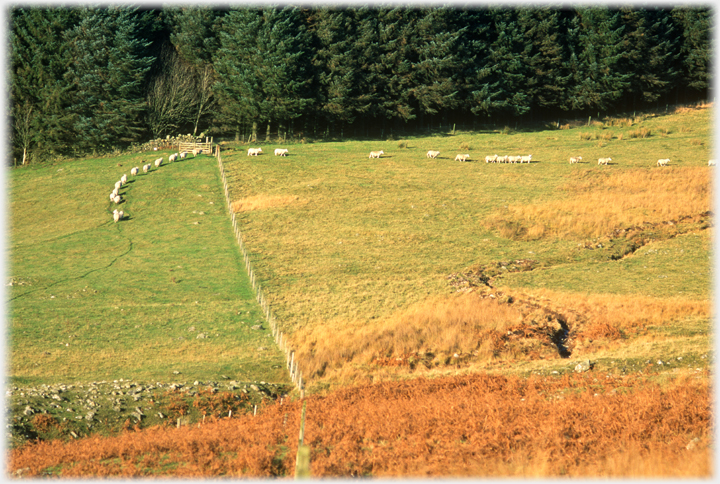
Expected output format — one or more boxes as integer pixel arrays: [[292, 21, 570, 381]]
[[130, 167, 139, 176], [113, 195, 122, 204], [120, 174, 128, 185], [248, 148, 263, 156], [143, 164, 150, 173], [569, 156, 582, 164], [426, 150, 440, 159], [179, 151, 188, 159], [598, 157, 611, 165], [169, 153, 178, 162], [498, 155, 509, 163], [369, 150, 384, 158], [485, 154, 498, 163], [520, 155, 532, 163], [154, 157, 163, 167], [274, 148, 289, 156], [455, 154, 470, 162], [657, 158, 670, 167], [114, 181, 122, 190], [709, 160, 716, 166]]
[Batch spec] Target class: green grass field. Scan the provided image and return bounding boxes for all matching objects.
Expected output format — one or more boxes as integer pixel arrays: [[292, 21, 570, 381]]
[[8, 152, 290, 386], [6, 105, 713, 445]]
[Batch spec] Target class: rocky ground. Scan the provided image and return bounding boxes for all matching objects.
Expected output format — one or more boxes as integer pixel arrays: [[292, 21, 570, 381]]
[[6, 378, 295, 448]]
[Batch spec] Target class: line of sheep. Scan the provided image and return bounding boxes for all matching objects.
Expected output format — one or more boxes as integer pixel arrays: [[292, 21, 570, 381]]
[[109, 149, 200, 223], [484, 154, 533, 163]]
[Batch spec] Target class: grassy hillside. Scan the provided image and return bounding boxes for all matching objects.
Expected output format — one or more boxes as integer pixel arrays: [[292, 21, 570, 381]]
[[6, 105, 713, 477], [8, 152, 290, 385], [218, 105, 713, 390]]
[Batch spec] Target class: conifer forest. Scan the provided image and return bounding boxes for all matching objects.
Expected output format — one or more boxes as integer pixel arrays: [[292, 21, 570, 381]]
[[9, 4, 712, 163]]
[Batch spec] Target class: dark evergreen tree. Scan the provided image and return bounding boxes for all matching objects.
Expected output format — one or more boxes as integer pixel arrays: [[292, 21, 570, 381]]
[[406, 7, 466, 131], [618, 7, 682, 111], [515, 6, 572, 119], [10, 7, 78, 160], [309, 7, 364, 136], [63, 6, 155, 154], [670, 6, 712, 103], [214, 6, 313, 141], [562, 7, 632, 115], [470, 8, 532, 120]]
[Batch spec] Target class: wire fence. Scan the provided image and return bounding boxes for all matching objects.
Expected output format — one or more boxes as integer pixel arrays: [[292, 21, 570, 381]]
[[214, 145, 304, 395]]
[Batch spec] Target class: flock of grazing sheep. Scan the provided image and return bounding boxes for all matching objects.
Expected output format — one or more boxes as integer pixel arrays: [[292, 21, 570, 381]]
[[109, 148, 203, 223], [242, 146, 715, 168]]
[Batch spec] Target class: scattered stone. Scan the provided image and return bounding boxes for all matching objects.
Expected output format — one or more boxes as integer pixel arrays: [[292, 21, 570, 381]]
[[196, 333, 208, 339], [574, 360, 593, 373]]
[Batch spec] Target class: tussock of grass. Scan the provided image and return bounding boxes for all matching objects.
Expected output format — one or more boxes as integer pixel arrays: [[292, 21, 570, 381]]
[[488, 167, 710, 240], [232, 194, 301, 212]]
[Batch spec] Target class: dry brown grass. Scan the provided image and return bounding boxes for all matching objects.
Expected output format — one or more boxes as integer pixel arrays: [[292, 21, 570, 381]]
[[9, 372, 711, 478], [487, 167, 710, 240], [231, 194, 302, 213], [289, 284, 709, 385]]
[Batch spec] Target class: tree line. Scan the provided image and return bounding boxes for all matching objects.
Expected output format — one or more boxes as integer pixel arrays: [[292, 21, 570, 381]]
[[9, 4, 712, 163]]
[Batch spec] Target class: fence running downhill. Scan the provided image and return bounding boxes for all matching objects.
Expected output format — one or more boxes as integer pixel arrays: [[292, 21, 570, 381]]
[[214, 146, 304, 395]]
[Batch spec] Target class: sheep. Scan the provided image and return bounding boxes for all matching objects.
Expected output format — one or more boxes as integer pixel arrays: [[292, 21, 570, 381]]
[[114, 181, 122, 190], [520, 155, 532, 163], [154, 157, 163, 167], [657, 158, 670, 167], [142, 164, 150, 173], [248, 148, 263, 156], [709, 160, 716, 166], [120, 174, 128, 185], [485, 154, 497, 163], [113, 195, 122, 204], [598, 157, 611, 165], [169, 153, 178, 163], [426, 150, 440, 159], [569, 156, 582, 164], [455, 154, 470, 162], [130, 167, 139, 176], [507, 155, 519, 163], [498, 155, 509, 163], [192, 148, 203, 157], [369, 150, 384, 158], [275, 148, 289, 156], [179, 151, 188, 159]]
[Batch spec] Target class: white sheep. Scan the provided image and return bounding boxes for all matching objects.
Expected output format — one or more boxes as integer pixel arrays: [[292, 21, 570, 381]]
[[426, 150, 440, 159], [154, 157, 163, 167], [520, 155, 532, 163], [143, 164, 150, 173], [113, 195, 122, 204], [169, 153, 178, 162], [455, 154, 470, 162], [569, 156, 582, 164], [248, 148, 263, 156], [657, 158, 670, 167], [598, 157, 611, 165], [485, 154, 497, 163], [709, 160, 716, 166], [120, 174, 128, 185], [275, 148, 289, 156], [498, 155, 509, 163], [369, 150, 384, 158], [130, 167, 139, 176], [179, 151, 188, 159], [114, 181, 122, 190]]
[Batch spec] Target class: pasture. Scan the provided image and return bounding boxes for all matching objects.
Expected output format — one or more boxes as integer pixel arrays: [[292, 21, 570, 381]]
[[8, 152, 290, 385], [6, 105, 714, 475], [218, 105, 713, 389]]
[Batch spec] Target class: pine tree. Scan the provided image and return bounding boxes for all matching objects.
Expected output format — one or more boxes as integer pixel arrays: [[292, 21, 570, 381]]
[[214, 6, 313, 141], [563, 7, 631, 114], [670, 6, 711, 102], [63, 6, 155, 154], [470, 8, 532, 120], [10, 7, 78, 159]]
